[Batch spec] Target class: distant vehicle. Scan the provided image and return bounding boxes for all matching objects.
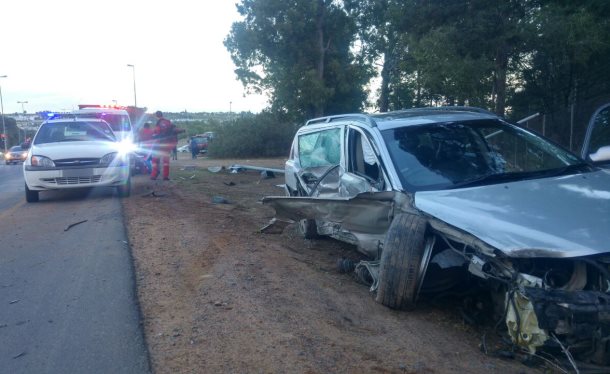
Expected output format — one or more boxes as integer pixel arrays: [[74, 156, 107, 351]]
[[177, 144, 189, 153], [23, 118, 131, 202], [5, 145, 28, 164], [191, 135, 209, 154]]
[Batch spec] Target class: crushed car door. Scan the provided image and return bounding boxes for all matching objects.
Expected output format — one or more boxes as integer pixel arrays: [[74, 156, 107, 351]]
[[581, 102, 610, 168], [289, 127, 344, 197]]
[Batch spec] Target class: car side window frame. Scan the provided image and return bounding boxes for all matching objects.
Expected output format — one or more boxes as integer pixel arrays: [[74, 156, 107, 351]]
[[346, 126, 387, 190]]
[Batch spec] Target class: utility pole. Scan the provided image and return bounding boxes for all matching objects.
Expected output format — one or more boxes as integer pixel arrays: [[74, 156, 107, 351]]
[[127, 64, 137, 107], [0, 75, 7, 153]]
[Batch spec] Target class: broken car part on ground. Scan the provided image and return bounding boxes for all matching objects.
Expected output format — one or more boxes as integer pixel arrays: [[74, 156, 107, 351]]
[[263, 106, 610, 367]]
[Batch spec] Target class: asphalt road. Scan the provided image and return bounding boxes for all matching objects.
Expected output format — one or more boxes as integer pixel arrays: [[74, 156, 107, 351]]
[[0, 164, 150, 374]]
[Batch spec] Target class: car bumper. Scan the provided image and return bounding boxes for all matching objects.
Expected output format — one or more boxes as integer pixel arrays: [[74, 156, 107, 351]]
[[24, 165, 129, 191]]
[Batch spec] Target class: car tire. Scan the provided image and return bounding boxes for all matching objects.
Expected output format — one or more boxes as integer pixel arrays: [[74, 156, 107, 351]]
[[375, 213, 429, 310], [25, 183, 39, 203], [117, 178, 131, 198]]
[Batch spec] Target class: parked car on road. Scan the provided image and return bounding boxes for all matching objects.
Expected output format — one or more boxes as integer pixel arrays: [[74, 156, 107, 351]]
[[264, 106, 610, 364], [5, 145, 28, 164], [23, 118, 131, 202]]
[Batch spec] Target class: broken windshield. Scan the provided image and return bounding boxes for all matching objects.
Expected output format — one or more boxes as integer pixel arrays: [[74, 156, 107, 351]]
[[382, 119, 583, 191]]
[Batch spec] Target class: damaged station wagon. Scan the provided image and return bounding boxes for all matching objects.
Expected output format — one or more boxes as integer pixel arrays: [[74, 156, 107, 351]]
[[263, 106, 610, 365]]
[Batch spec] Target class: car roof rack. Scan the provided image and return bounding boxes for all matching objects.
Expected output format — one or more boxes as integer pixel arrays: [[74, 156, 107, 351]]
[[305, 113, 377, 127], [373, 106, 497, 120]]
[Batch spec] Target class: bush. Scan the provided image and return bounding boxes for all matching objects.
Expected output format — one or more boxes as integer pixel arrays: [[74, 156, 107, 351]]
[[207, 111, 298, 158]]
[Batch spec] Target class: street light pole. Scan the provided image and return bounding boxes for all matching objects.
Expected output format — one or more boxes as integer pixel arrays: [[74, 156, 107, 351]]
[[17, 101, 29, 144], [0, 75, 7, 154], [126, 64, 137, 107]]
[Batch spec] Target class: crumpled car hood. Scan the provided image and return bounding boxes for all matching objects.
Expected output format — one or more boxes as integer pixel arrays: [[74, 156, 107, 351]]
[[415, 170, 610, 258]]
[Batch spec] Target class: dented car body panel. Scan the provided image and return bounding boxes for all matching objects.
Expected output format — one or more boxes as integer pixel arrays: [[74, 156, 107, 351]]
[[265, 106, 610, 364], [415, 170, 610, 258]]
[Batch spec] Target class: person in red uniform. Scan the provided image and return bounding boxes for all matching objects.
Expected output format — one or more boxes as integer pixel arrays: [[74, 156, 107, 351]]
[[150, 111, 184, 180]]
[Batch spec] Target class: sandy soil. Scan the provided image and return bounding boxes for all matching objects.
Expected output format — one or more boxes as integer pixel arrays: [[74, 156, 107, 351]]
[[122, 154, 535, 374]]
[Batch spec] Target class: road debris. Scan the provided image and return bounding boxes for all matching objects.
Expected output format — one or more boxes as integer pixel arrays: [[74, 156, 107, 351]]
[[259, 218, 292, 234], [64, 219, 88, 232], [9, 299, 20, 304], [142, 191, 167, 198], [229, 164, 284, 174], [189, 175, 196, 179], [223, 181, 236, 186], [12, 352, 26, 359], [207, 166, 224, 173], [211, 196, 230, 204], [260, 170, 276, 179]]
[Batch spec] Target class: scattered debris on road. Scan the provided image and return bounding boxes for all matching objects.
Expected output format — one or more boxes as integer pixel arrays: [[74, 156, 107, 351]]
[[9, 299, 20, 305], [63, 219, 88, 232], [211, 196, 230, 204], [12, 352, 26, 359]]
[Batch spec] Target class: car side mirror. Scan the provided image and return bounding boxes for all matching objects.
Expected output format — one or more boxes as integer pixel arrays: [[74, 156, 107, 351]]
[[589, 145, 610, 162]]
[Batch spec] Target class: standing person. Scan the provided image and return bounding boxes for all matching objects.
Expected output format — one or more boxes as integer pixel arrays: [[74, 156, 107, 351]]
[[171, 145, 178, 160], [189, 137, 199, 159], [150, 111, 184, 181]]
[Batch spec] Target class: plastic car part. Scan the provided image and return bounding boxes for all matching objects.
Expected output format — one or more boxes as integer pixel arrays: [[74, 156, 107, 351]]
[[375, 213, 429, 310], [298, 219, 318, 239], [505, 289, 549, 354]]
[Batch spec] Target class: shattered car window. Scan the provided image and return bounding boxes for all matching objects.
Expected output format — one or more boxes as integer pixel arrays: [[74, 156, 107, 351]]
[[382, 119, 582, 191], [298, 128, 341, 168]]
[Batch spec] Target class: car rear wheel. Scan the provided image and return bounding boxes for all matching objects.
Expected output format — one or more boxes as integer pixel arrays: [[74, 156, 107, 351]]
[[25, 183, 39, 203], [117, 178, 131, 198], [375, 213, 430, 310]]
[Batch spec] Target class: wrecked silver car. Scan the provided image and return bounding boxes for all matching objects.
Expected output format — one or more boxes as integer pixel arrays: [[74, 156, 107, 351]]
[[263, 106, 610, 365]]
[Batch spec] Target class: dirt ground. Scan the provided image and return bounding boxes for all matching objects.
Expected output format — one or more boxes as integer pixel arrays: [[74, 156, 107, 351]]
[[122, 153, 535, 374]]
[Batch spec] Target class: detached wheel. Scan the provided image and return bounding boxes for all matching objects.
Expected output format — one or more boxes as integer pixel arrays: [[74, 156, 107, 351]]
[[117, 177, 131, 198], [376, 213, 430, 310], [25, 184, 39, 203]]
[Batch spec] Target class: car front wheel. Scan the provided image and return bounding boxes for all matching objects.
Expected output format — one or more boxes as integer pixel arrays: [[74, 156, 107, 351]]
[[25, 183, 39, 203], [375, 213, 430, 310], [117, 178, 131, 198]]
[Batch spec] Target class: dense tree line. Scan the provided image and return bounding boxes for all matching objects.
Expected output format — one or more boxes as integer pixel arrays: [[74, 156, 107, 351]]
[[226, 0, 610, 148]]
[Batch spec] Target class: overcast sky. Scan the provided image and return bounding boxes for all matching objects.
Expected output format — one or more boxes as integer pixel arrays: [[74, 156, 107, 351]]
[[0, 0, 268, 114]]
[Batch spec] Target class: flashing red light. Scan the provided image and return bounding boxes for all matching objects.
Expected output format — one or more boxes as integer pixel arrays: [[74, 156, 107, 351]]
[[78, 104, 125, 110]]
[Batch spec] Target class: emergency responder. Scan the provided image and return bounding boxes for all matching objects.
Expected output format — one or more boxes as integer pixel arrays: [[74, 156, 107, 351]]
[[150, 111, 184, 180]]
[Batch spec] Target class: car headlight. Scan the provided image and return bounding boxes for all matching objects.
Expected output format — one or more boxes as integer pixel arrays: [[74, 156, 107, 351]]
[[100, 152, 118, 165], [22, 152, 28, 157], [100, 152, 127, 166], [31, 155, 55, 167]]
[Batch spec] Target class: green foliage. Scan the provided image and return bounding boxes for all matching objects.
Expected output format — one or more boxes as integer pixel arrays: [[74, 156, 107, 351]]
[[225, 0, 371, 121], [207, 111, 297, 158]]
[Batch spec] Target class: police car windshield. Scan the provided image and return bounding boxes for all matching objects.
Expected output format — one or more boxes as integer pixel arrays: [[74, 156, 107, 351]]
[[34, 121, 116, 145], [77, 113, 131, 133]]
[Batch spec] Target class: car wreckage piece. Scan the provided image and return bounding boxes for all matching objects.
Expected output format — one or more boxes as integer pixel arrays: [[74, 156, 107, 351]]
[[262, 190, 610, 364]]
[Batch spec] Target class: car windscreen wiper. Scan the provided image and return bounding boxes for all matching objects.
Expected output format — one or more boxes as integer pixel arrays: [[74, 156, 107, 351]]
[[539, 162, 593, 177], [450, 171, 532, 189]]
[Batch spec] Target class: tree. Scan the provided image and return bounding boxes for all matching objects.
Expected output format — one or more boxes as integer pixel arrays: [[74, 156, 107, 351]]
[[225, 0, 371, 121], [345, 0, 413, 112]]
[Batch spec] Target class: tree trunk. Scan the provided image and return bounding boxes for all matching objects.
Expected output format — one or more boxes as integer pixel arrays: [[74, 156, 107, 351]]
[[494, 44, 508, 116], [379, 54, 391, 112], [315, 0, 326, 117]]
